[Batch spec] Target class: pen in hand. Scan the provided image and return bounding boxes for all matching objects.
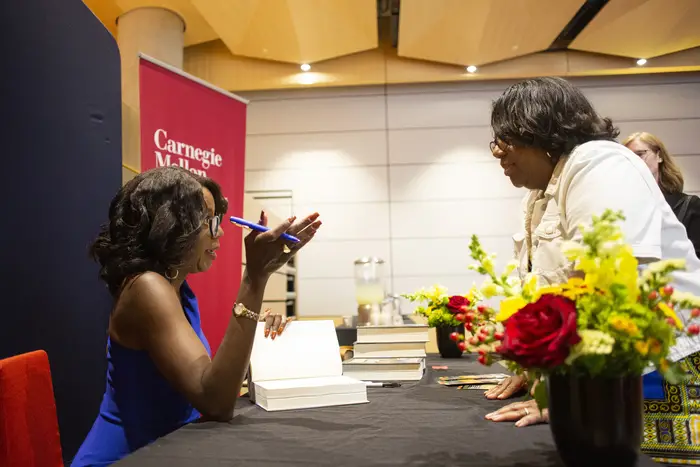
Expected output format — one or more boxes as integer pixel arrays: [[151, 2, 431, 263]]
[[230, 216, 300, 243]]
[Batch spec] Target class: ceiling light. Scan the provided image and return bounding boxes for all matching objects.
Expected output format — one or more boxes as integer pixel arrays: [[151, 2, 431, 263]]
[[300, 63, 311, 72], [466, 65, 478, 73], [636, 58, 647, 66]]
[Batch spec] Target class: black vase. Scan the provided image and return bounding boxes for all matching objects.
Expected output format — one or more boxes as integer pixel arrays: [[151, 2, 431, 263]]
[[547, 373, 643, 467], [435, 324, 464, 358]]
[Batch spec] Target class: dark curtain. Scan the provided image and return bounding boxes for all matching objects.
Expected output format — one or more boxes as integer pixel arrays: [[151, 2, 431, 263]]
[[0, 0, 121, 460]]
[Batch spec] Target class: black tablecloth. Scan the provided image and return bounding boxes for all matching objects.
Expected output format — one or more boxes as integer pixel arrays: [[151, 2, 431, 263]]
[[116, 356, 662, 467]]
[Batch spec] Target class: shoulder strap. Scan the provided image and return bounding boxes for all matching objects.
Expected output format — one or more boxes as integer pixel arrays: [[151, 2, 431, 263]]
[[676, 194, 693, 225]]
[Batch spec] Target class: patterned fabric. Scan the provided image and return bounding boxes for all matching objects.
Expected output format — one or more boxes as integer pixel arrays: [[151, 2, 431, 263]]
[[643, 352, 700, 464]]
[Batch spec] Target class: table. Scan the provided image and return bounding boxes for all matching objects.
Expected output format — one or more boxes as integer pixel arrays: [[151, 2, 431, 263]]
[[116, 356, 662, 467]]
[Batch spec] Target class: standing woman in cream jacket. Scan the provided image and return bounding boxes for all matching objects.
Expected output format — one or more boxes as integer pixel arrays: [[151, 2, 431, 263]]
[[479, 78, 700, 464]]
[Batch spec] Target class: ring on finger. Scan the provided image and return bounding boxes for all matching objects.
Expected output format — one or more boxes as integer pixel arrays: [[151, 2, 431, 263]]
[[523, 407, 530, 416]]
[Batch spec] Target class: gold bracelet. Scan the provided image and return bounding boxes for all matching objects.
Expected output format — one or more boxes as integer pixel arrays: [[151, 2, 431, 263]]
[[233, 303, 260, 322]]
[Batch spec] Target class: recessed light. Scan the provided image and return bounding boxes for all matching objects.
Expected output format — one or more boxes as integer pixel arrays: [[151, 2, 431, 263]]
[[636, 58, 647, 66], [300, 63, 311, 72], [466, 65, 478, 73]]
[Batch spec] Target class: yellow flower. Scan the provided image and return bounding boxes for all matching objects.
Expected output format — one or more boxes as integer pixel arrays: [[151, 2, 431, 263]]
[[634, 340, 649, 356], [609, 316, 639, 336], [660, 358, 670, 374], [466, 285, 481, 303], [479, 256, 496, 276], [658, 302, 683, 330], [521, 274, 538, 297], [480, 280, 499, 299], [577, 257, 598, 274], [649, 339, 662, 355], [534, 285, 563, 298], [530, 278, 591, 302], [496, 297, 527, 322], [504, 260, 519, 276], [617, 248, 639, 301]]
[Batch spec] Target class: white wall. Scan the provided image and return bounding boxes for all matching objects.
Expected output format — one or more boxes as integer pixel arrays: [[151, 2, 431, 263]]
[[241, 73, 700, 317]]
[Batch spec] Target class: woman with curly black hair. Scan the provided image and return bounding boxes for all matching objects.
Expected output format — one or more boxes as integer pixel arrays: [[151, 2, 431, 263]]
[[72, 166, 321, 466], [479, 78, 700, 461]]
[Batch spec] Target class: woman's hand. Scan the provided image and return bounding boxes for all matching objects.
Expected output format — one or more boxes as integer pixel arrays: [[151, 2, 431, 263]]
[[484, 374, 528, 399], [485, 399, 548, 427], [260, 309, 294, 340], [244, 211, 321, 285]]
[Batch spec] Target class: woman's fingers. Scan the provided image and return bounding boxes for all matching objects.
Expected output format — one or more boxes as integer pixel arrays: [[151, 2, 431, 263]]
[[270, 314, 283, 339], [264, 311, 274, 338], [288, 213, 320, 237], [485, 375, 525, 399], [260, 216, 296, 242], [515, 408, 548, 428], [485, 400, 545, 427], [277, 317, 294, 337], [485, 400, 530, 418]]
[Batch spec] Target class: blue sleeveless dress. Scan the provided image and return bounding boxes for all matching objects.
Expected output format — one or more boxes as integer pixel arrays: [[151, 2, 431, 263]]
[[71, 281, 211, 466]]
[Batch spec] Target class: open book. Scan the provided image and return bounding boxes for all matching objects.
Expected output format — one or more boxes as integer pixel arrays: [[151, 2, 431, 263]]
[[249, 320, 368, 411]]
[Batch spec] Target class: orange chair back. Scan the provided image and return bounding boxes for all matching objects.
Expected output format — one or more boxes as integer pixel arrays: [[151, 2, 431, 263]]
[[0, 350, 63, 467]]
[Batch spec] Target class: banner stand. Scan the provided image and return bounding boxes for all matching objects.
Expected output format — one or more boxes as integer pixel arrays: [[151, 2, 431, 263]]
[[139, 53, 248, 354]]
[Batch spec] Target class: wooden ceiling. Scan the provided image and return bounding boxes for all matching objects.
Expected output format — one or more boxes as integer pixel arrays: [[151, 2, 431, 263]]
[[85, 0, 700, 90], [398, 0, 585, 66], [570, 0, 700, 59]]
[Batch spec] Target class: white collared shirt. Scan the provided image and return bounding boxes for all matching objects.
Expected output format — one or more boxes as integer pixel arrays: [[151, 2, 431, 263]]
[[513, 140, 700, 361]]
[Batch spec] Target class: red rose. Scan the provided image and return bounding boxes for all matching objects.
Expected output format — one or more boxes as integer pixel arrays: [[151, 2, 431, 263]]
[[447, 295, 470, 314], [499, 294, 580, 369]]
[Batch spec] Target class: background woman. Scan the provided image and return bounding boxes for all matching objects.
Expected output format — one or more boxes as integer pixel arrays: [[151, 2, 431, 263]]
[[72, 167, 321, 466], [624, 131, 700, 257], [479, 77, 700, 463]]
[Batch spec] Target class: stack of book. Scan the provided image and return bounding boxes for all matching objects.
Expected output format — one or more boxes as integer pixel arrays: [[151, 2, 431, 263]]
[[342, 324, 428, 382]]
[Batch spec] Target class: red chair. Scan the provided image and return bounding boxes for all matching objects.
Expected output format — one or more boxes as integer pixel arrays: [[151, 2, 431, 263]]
[[0, 350, 63, 467]]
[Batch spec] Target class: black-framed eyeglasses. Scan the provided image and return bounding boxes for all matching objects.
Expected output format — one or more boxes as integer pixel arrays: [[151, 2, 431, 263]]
[[204, 215, 222, 238]]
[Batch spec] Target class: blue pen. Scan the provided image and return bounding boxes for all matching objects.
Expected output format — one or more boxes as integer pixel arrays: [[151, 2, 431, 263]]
[[229, 216, 300, 243]]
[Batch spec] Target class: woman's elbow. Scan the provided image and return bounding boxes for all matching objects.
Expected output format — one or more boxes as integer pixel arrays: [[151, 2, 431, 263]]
[[199, 405, 235, 422]]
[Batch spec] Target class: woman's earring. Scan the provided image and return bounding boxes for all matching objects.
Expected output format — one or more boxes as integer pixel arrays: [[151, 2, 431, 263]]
[[165, 268, 179, 280]]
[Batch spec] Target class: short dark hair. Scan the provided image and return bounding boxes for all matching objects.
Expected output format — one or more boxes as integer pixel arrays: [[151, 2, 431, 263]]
[[90, 166, 228, 296], [491, 77, 619, 159]]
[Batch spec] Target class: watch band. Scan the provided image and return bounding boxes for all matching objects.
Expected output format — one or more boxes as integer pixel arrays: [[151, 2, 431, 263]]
[[233, 302, 260, 322]]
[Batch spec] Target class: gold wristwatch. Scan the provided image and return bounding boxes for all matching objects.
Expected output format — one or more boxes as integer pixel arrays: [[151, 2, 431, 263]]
[[233, 303, 260, 322]]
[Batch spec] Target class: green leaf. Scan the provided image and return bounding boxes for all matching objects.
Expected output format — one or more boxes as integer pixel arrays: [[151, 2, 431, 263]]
[[533, 379, 549, 412], [663, 363, 689, 385]]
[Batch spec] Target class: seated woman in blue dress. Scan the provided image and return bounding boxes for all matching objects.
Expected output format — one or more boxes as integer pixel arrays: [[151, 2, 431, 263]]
[[72, 166, 321, 466], [478, 77, 700, 464]]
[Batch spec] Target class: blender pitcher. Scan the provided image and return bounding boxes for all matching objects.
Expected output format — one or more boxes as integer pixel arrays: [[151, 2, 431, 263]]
[[354, 257, 386, 326]]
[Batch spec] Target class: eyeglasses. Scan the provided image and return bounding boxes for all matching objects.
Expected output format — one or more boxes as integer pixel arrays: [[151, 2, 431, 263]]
[[489, 139, 510, 153], [204, 215, 222, 238]]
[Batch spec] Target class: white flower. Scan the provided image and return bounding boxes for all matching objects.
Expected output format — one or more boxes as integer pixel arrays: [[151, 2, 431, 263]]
[[672, 290, 700, 308], [647, 259, 686, 274], [561, 240, 586, 259], [565, 330, 615, 365]]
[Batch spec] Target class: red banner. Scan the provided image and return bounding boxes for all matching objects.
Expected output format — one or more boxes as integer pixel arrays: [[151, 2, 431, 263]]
[[139, 55, 246, 354]]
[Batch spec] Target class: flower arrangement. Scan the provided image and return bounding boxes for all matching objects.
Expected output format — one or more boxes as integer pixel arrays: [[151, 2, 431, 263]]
[[453, 210, 700, 408], [403, 285, 482, 333]]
